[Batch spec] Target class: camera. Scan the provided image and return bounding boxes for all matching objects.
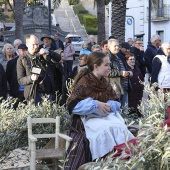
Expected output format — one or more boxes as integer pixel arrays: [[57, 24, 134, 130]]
[[32, 53, 41, 61]]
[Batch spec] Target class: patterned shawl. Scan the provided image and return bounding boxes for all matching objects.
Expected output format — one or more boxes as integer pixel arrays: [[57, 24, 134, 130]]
[[67, 73, 118, 113]]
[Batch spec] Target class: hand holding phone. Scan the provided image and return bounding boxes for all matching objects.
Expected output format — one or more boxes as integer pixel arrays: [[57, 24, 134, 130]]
[[31, 74, 39, 81]]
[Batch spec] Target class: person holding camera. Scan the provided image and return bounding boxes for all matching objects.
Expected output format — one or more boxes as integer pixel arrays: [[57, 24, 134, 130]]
[[39, 34, 56, 51], [17, 34, 61, 105]]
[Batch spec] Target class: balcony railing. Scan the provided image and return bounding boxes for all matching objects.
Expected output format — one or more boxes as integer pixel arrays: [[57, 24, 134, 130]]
[[151, 4, 170, 21]]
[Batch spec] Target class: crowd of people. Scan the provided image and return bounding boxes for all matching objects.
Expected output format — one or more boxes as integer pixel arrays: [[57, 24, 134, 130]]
[[0, 33, 76, 106], [65, 34, 170, 169], [0, 33, 170, 169]]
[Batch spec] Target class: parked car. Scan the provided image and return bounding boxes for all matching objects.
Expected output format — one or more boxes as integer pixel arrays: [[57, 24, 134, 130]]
[[5, 23, 15, 31], [0, 22, 4, 41], [64, 34, 84, 54]]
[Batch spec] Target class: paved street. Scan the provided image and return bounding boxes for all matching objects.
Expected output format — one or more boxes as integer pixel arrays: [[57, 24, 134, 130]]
[[54, 0, 89, 42], [54, 0, 110, 41]]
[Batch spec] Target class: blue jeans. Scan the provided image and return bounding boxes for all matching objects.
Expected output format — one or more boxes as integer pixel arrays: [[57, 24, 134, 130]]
[[120, 90, 128, 114]]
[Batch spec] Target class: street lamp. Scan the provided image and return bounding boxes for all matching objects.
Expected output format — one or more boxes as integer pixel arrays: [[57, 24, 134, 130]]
[[148, 0, 151, 43], [48, 0, 51, 35]]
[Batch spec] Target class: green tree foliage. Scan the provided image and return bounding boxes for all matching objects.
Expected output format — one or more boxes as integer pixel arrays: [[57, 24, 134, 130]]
[[105, 0, 110, 5], [68, 0, 79, 5], [0, 11, 8, 20], [73, 3, 98, 35], [83, 15, 98, 34]]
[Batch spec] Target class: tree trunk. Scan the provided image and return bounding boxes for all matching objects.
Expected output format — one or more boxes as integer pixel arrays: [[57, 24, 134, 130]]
[[6, 0, 15, 14], [96, 0, 105, 44], [111, 0, 127, 44], [14, 0, 24, 42]]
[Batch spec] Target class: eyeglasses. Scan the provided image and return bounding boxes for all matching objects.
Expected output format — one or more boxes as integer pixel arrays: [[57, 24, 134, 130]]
[[135, 43, 142, 45], [94, 49, 101, 52], [78, 58, 86, 61]]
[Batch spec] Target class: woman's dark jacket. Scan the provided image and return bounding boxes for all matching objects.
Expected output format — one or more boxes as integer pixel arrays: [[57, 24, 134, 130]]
[[131, 47, 146, 77], [0, 63, 7, 99], [128, 65, 144, 115], [6, 56, 24, 98]]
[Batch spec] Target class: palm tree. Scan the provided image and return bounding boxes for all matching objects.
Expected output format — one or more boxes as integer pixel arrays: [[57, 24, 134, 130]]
[[110, 0, 127, 44], [95, 0, 106, 44], [110, 0, 160, 44], [14, 0, 25, 41]]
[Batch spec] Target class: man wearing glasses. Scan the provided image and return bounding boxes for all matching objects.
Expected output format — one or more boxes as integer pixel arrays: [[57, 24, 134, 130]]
[[17, 34, 61, 105], [130, 38, 146, 78], [71, 54, 88, 79]]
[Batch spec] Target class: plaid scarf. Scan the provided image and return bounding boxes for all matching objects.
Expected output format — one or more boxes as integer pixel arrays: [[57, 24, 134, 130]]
[[67, 72, 118, 108]]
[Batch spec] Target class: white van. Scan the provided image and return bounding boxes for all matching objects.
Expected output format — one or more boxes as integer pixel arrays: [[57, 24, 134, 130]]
[[64, 34, 84, 53]]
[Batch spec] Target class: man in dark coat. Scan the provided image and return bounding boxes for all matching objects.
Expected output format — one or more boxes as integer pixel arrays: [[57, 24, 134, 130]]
[[17, 34, 61, 105], [130, 38, 146, 77], [39, 34, 56, 51], [53, 33, 64, 50], [144, 34, 161, 77], [87, 35, 97, 51], [117, 42, 131, 68]]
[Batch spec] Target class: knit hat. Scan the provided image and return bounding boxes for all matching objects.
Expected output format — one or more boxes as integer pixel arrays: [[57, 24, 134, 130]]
[[121, 42, 130, 49], [18, 44, 27, 49]]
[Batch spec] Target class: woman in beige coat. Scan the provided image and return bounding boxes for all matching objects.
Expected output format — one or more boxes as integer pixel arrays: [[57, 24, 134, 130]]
[[63, 38, 75, 77]]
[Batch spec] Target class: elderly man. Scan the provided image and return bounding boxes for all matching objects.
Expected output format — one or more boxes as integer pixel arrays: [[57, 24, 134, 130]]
[[151, 42, 170, 117], [54, 33, 64, 50], [17, 34, 61, 105], [144, 34, 162, 77], [151, 42, 170, 90], [13, 39, 22, 56], [127, 38, 134, 47], [108, 39, 133, 113], [130, 38, 146, 77], [87, 35, 97, 51], [39, 34, 56, 51]]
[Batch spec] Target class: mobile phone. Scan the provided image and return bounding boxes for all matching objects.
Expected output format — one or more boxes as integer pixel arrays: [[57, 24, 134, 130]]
[[31, 67, 42, 75]]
